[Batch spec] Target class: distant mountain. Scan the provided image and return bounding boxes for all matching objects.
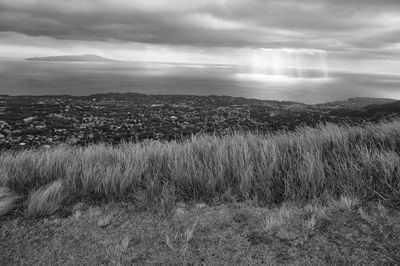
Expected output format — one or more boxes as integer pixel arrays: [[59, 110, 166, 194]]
[[26, 54, 117, 62]]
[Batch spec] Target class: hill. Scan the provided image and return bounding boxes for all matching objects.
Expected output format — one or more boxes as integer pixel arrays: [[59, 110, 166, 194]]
[[316, 97, 397, 109], [26, 54, 117, 62], [1, 120, 400, 264], [1, 92, 400, 149]]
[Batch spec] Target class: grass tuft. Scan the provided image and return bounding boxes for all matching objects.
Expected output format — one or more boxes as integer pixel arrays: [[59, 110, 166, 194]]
[[263, 203, 296, 231], [329, 195, 360, 212], [26, 180, 65, 217], [0, 187, 20, 216]]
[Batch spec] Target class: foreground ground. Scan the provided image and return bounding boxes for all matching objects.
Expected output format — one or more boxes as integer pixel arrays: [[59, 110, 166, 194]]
[[1, 199, 400, 265]]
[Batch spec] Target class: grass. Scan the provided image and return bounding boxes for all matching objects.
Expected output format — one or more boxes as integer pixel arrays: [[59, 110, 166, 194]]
[[26, 180, 65, 217], [1, 119, 400, 217], [0, 187, 19, 216], [263, 202, 296, 231], [2, 200, 399, 265], [2, 119, 400, 264]]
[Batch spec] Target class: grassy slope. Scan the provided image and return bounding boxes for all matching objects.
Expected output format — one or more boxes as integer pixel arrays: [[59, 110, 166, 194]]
[[1, 120, 400, 213], [1, 120, 400, 264]]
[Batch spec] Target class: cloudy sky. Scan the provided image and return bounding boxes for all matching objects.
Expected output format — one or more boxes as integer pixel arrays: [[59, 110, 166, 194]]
[[0, 0, 399, 73]]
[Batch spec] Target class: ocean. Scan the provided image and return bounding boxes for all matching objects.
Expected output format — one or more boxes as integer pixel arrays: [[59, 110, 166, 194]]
[[1, 58, 400, 104]]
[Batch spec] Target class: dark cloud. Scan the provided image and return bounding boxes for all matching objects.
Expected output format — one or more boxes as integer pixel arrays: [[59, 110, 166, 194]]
[[0, 0, 399, 55]]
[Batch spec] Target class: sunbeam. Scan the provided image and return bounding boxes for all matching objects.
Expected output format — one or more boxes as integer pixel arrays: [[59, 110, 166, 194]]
[[249, 48, 330, 81]]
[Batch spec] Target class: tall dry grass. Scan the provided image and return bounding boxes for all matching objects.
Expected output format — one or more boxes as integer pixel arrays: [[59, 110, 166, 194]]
[[26, 180, 65, 217], [1, 120, 400, 215], [0, 187, 20, 216]]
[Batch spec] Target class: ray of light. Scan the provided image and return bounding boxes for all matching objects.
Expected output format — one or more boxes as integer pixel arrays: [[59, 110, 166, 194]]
[[250, 48, 330, 81]]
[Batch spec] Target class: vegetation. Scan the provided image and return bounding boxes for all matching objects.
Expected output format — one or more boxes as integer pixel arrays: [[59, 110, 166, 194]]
[[1, 119, 400, 216], [2, 120, 400, 264], [0, 187, 20, 216], [26, 180, 65, 217], [2, 92, 399, 149], [2, 199, 400, 264]]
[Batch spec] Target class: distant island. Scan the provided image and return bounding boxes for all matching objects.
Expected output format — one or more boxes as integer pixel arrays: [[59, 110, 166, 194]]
[[26, 54, 117, 62]]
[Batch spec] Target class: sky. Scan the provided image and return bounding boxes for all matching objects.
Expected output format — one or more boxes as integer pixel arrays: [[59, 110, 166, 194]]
[[0, 0, 400, 73]]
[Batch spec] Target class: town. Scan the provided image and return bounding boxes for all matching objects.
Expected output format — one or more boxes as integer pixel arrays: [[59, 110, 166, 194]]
[[0, 92, 399, 149]]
